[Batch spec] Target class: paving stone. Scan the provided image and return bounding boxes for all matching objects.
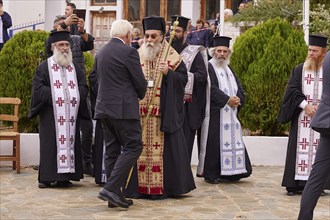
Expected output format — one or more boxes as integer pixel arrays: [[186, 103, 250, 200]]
[[0, 166, 329, 219]]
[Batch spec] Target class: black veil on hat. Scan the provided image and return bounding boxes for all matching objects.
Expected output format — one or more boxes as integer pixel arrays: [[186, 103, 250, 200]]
[[212, 36, 232, 48], [170, 15, 189, 32], [309, 34, 328, 48], [142, 16, 166, 34], [50, 31, 71, 43]]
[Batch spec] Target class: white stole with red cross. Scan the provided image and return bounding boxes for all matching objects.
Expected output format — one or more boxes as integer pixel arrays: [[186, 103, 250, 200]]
[[48, 57, 80, 173], [295, 66, 322, 180]]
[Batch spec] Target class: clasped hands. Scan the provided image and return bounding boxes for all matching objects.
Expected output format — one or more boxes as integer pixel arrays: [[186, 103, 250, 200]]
[[227, 96, 241, 108], [304, 104, 317, 118]]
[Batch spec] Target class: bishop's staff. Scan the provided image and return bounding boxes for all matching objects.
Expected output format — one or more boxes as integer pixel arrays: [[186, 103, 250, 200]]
[[125, 18, 179, 189]]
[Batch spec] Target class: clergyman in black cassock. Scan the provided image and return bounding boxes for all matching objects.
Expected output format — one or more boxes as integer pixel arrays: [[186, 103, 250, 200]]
[[29, 31, 87, 188], [124, 16, 196, 199], [203, 36, 252, 184], [170, 15, 208, 164], [278, 34, 330, 196], [298, 51, 330, 220]]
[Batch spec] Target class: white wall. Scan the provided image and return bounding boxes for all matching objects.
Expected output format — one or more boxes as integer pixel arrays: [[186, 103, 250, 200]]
[[5, 0, 45, 32], [181, 0, 200, 25], [0, 134, 288, 167]]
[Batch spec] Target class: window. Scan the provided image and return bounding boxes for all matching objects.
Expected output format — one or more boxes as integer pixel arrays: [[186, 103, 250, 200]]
[[93, 0, 116, 4], [166, 0, 181, 20], [145, 0, 159, 16], [128, 0, 140, 21]]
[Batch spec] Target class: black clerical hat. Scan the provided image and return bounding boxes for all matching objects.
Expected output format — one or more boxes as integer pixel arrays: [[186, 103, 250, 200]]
[[309, 34, 328, 48], [142, 16, 166, 34], [171, 15, 190, 32], [50, 31, 71, 43], [212, 36, 232, 48]]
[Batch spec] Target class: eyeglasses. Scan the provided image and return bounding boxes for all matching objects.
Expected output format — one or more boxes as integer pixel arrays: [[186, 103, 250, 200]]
[[145, 34, 159, 39], [55, 43, 70, 48]]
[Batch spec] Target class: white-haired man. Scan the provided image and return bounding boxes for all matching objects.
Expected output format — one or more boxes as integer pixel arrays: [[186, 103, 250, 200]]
[[29, 31, 88, 188], [202, 36, 252, 184], [95, 19, 147, 209]]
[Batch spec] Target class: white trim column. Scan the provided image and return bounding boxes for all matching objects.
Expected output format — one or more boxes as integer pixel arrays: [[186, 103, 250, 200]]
[[303, 0, 309, 44]]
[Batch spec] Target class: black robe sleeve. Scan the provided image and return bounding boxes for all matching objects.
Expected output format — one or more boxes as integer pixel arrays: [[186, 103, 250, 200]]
[[160, 61, 188, 133], [208, 63, 230, 108], [75, 62, 89, 119], [80, 34, 95, 52], [28, 61, 52, 119], [278, 64, 305, 124]]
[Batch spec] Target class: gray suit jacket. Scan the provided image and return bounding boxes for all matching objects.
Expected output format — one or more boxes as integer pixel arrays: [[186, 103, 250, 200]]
[[94, 38, 147, 120], [311, 51, 330, 136]]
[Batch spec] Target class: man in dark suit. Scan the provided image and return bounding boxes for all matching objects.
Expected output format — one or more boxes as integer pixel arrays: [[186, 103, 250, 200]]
[[94, 19, 147, 209], [298, 51, 330, 220]]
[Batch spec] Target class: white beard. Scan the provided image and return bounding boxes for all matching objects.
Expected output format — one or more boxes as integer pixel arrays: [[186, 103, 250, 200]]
[[214, 57, 230, 69], [139, 42, 162, 61], [53, 47, 73, 67]]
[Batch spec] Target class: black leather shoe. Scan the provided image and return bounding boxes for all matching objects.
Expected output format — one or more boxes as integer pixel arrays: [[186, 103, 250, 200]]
[[196, 173, 203, 178], [205, 178, 220, 184], [38, 182, 51, 188], [108, 198, 133, 208], [98, 188, 129, 208]]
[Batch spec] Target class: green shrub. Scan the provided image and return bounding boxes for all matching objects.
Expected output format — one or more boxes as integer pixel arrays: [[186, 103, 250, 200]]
[[0, 30, 95, 133], [0, 30, 49, 133], [230, 18, 307, 135]]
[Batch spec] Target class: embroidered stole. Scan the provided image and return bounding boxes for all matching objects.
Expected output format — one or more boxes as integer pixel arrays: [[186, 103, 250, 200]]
[[210, 59, 247, 175], [295, 66, 322, 180], [48, 57, 79, 173], [137, 41, 181, 194]]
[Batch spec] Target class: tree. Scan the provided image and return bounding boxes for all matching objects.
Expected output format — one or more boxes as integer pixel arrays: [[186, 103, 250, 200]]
[[0, 30, 49, 132], [230, 18, 307, 135]]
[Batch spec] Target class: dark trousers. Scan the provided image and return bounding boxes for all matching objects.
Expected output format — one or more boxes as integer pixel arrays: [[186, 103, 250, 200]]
[[0, 43, 3, 51], [101, 118, 143, 194], [298, 134, 330, 220]]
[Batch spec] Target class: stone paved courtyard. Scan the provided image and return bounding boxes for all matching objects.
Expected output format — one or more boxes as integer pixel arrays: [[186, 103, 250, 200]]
[[0, 166, 329, 220]]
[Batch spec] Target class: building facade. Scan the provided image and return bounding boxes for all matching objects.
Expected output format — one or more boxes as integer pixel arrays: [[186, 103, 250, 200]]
[[4, 0, 242, 51]]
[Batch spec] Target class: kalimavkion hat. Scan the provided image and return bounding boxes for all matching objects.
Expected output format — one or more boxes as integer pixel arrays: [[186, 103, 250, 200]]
[[142, 16, 166, 34], [212, 36, 232, 48], [50, 31, 71, 43], [171, 15, 190, 32], [309, 34, 328, 48]]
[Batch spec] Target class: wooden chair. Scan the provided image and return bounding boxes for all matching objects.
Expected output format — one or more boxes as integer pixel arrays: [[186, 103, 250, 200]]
[[0, 97, 21, 174]]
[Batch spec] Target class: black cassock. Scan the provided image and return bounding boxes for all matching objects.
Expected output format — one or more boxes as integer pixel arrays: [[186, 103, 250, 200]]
[[278, 64, 330, 191], [203, 63, 252, 181], [88, 66, 105, 185], [29, 60, 88, 182], [125, 62, 196, 198]]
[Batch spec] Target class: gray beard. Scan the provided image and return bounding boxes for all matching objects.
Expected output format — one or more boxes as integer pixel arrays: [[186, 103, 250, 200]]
[[53, 48, 73, 67], [139, 42, 162, 61]]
